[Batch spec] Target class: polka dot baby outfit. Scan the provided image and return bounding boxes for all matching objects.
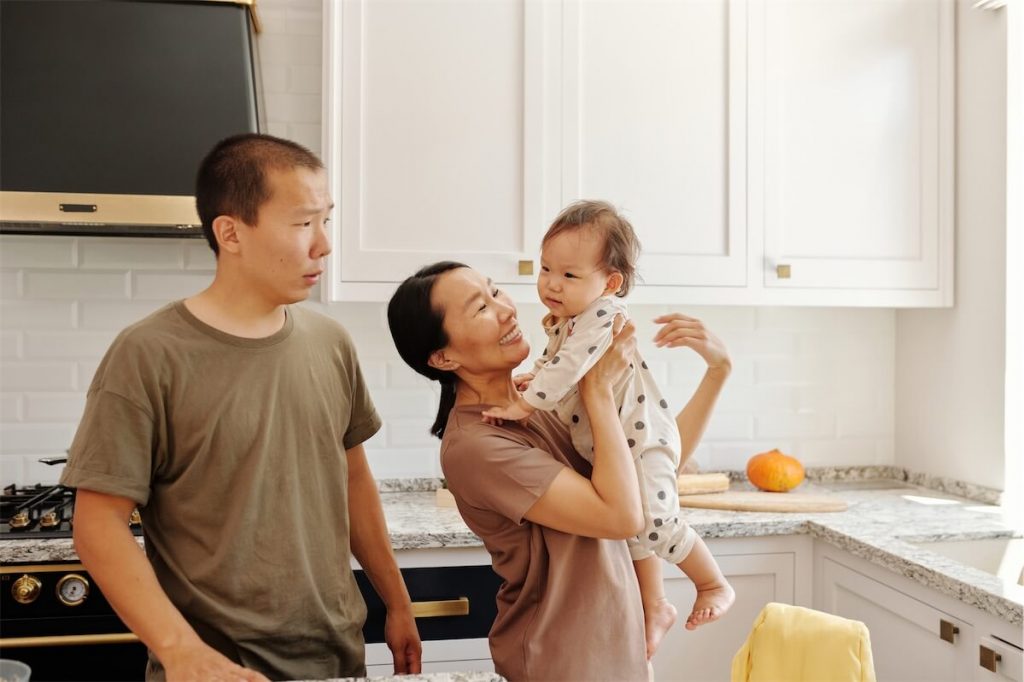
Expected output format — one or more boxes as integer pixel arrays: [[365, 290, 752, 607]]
[[522, 296, 698, 563]]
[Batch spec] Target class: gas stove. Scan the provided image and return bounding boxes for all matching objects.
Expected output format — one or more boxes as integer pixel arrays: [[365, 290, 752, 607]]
[[1, 484, 142, 540]]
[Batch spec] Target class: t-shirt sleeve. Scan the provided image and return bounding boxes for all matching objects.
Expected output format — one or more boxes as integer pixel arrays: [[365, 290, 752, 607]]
[[443, 428, 565, 524], [339, 334, 382, 450], [60, 388, 155, 506]]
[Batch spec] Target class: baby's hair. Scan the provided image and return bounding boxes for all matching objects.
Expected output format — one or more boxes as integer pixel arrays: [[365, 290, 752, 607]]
[[543, 199, 641, 297]]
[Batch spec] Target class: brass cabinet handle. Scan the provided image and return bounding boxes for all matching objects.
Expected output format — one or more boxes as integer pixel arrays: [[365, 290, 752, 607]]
[[410, 597, 469, 618], [979, 645, 1003, 673], [518, 260, 534, 276], [776, 264, 791, 279], [939, 619, 960, 643], [0, 632, 140, 648]]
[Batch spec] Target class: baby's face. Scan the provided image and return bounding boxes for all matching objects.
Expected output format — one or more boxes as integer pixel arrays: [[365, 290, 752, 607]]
[[538, 228, 616, 317]]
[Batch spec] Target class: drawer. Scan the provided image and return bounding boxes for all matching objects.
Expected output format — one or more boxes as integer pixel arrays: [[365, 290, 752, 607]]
[[355, 565, 502, 644]]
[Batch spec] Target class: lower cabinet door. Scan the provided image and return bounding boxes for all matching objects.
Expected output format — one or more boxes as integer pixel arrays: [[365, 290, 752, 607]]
[[819, 556, 974, 681], [976, 635, 1024, 682], [652, 551, 797, 682]]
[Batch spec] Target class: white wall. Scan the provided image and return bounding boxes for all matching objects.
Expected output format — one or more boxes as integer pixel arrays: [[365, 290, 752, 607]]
[[0, 0, 897, 485], [895, 0, 1008, 490]]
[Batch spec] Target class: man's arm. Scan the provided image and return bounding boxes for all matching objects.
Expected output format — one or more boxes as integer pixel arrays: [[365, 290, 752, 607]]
[[346, 444, 422, 675], [73, 489, 267, 682]]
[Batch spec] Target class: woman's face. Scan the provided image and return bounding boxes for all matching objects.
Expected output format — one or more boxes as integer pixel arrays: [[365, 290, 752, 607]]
[[431, 267, 530, 373]]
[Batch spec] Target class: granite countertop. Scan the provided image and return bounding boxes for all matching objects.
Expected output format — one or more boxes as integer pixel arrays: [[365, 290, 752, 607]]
[[3, 476, 1021, 626]]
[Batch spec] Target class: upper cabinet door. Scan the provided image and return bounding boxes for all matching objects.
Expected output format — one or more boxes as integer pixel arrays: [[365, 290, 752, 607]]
[[324, 0, 558, 299], [562, 0, 747, 288], [754, 0, 953, 300]]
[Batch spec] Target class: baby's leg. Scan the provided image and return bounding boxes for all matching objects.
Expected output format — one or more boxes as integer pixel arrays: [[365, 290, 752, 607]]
[[633, 554, 676, 660], [676, 536, 735, 630]]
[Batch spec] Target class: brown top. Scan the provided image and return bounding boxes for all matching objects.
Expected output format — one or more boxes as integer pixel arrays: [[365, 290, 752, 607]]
[[441, 405, 648, 682], [61, 301, 381, 682]]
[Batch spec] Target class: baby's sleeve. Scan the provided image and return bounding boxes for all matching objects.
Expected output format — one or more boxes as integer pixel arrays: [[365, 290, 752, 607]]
[[522, 302, 620, 411]]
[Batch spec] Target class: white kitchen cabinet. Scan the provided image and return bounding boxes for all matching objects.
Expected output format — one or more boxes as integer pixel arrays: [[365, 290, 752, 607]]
[[322, 0, 559, 301], [652, 535, 813, 682], [561, 0, 747, 288], [323, 0, 954, 307], [814, 542, 1023, 682], [752, 0, 954, 305]]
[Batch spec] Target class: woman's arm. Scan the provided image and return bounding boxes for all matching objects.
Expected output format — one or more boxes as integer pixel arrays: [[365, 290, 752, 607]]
[[653, 313, 732, 464], [523, 318, 645, 540]]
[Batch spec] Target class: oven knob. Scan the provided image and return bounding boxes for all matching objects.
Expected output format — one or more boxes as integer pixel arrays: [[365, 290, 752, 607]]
[[9, 511, 30, 529], [40, 511, 60, 528], [56, 573, 89, 607], [12, 574, 42, 604]]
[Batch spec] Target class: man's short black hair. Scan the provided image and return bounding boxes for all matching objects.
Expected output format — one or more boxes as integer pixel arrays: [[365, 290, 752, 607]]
[[195, 133, 324, 255]]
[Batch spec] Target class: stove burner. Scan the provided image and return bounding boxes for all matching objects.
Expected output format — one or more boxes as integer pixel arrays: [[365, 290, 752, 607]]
[[0, 483, 142, 539]]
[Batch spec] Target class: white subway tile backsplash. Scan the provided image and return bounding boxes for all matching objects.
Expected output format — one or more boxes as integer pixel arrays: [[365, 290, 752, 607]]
[[79, 301, 167, 330], [0, 331, 21, 360], [133, 272, 213, 300], [184, 241, 216, 270], [25, 271, 129, 300], [25, 393, 86, 422], [0, 394, 22, 422], [0, 301, 75, 329], [0, 423, 77, 453], [0, 237, 76, 269], [0, 0, 898, 483], [24, 331, 118, 360], [755, 412, 835, 440], [1, 363, 76, 391], [79, 239, 184, 270]]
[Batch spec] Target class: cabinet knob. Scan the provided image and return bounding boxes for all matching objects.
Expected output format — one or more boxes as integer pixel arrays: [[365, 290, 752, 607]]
[[776, 264, 791, 279], [939, 619, 959, 643], [979, 645, 1002, 672], [518, 260, 534, 276]]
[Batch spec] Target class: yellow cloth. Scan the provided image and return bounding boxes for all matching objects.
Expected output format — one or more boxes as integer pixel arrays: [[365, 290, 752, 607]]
[[731, 602, 876, 682]]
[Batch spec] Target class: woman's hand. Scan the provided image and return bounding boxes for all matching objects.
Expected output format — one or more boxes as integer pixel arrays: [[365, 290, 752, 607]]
[[653, 313, 731, 373], [579, 316, 636, 397]]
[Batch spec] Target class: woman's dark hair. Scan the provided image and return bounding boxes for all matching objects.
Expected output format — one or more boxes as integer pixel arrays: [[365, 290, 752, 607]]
[[388, 261, 468, 438]]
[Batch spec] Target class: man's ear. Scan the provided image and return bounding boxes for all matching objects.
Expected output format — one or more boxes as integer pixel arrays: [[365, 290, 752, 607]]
[[213, 215, 241, 255], [604, 271, 624, 295], [428, 350, 460, 372]]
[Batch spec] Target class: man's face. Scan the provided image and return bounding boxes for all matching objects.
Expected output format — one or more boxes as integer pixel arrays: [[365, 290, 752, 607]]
[[236, 166, 333, 305]]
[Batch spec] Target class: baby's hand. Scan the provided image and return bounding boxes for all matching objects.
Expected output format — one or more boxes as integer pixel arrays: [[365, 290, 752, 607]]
[[513, 372, 535, 392], [481, 399, 535, 425]]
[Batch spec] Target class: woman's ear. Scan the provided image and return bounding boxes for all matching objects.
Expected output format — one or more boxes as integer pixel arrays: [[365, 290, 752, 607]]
[[428, 350, 460, 372], [604, 270, 625, 295]]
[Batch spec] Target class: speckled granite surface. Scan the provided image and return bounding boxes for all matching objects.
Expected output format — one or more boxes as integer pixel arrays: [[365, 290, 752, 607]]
[[291, 673, 503, 682], [4, 478, 1021, 626]]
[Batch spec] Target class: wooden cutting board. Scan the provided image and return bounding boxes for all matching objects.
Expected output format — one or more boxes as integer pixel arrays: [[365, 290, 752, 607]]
[[677, 473, 731, 495], [678, 490, 848, 512]]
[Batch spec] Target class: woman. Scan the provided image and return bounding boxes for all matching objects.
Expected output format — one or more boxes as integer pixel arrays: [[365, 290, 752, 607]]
[[388, 262, 732, 681]]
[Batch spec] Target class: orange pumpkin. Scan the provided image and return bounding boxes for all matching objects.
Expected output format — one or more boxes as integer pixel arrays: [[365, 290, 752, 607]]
[[746, 449, 805, 492]]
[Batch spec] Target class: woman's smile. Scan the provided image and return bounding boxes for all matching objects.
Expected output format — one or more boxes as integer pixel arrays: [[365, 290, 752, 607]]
[[499, 325, 523, 346]]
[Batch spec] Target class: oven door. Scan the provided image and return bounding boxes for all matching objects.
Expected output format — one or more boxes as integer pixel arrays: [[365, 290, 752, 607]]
[[1, 563, 148, 681]]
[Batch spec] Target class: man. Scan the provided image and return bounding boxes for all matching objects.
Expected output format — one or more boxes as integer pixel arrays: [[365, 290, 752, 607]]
[[62, 134, 422, 682]]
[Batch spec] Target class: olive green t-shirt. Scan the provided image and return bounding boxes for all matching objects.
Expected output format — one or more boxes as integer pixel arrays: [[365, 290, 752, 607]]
[[61, 301, 381, 682]]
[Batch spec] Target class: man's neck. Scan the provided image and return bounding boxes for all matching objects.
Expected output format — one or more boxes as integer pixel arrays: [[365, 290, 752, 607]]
[[184, 276, 288, 339]]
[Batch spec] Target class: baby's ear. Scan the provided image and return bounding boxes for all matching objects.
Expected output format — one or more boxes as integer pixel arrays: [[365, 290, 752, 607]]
[[605, 270, 625, 295], [428, 350, 460, 371]]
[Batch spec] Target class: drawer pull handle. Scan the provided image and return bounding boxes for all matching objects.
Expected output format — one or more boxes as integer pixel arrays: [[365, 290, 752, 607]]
[[519, 260, 534, 276], [0, 632, 140, 648], [411, 597, 469, 618], [776, 264, 791, 279], [979, 645, 1002, 672], [939, 619, 959, 643]]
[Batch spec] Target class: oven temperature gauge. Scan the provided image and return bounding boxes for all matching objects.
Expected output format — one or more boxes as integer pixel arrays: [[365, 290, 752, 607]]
[[56, 573, 90, 606]]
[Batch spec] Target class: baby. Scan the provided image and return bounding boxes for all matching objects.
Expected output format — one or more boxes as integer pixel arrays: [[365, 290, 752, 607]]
[[483, 200, 734, 658]]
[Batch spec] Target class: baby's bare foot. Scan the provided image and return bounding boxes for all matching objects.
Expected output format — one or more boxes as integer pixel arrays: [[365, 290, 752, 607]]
[[644, 597, 677, 659], [685, 581, 735, 630]]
